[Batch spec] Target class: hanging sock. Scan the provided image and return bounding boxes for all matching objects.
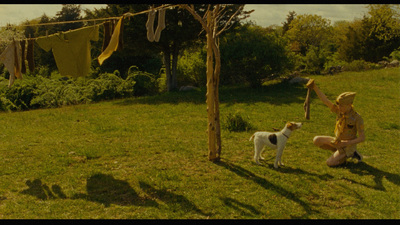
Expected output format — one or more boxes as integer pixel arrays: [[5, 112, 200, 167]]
[[146, 9, 156, 42], [27, 39, 35, 72], [154, 8, 166, 42], [98, 16, 124, 65]]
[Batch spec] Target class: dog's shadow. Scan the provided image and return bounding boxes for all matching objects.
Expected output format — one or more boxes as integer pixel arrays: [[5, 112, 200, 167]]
[[215, 160, 317, 217], [255, 158, 334, 180]]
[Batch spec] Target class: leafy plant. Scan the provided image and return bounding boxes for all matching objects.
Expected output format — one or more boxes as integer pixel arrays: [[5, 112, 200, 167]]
[[223, 111, 253, 132]]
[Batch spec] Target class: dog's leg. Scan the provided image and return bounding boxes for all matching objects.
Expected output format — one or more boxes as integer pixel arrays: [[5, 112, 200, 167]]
[[253, 140, 262, 165], [260, 147, 265, 160], [274, 147, 285, 168]]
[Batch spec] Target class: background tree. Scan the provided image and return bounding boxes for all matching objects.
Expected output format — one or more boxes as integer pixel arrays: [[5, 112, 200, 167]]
[[360, 4, 400, 62], [219, 23, 290, 87], [282, 11, 296, 35]]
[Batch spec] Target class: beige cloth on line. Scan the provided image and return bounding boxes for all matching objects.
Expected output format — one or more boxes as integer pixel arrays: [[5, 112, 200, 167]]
[[0, 40, 22, 87]]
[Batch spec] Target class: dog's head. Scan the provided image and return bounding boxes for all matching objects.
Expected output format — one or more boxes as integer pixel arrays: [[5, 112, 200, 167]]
[[286, 122, 302, 131]]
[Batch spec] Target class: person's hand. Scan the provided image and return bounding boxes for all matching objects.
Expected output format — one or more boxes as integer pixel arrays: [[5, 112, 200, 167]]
[[306, 79, 315, 89], [335, 140, 350, 148]]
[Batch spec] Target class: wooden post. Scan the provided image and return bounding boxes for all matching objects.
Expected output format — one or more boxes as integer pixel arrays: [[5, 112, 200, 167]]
[[206, 10, 218, 161], [181, 4, 243, 162]]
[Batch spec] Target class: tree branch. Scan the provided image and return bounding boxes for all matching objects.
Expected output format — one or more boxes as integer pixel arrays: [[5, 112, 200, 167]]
[[216, 5, 244, 36]]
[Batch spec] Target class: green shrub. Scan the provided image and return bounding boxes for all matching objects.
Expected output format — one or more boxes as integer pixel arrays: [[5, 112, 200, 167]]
[[223, 112, 253, 132], [127, 66, 158, 96]]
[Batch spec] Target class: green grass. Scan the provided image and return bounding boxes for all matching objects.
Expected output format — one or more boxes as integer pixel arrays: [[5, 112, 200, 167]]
[[0, 68, 398, 219]]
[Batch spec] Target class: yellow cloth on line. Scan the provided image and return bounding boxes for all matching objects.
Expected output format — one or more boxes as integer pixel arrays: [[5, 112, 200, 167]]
[[36, 25, 99, 78], [98, 17, 124, 65]]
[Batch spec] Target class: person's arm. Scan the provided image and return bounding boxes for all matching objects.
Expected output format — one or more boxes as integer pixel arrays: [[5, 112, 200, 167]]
[[307, 79, 335, 109]]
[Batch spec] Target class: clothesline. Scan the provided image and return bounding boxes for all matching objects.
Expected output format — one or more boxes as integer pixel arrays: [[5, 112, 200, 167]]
[[0, 4, 179, 29], [1, 3, 175, 87]]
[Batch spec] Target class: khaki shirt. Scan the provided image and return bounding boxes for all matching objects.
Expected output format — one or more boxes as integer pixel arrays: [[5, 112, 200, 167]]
[[330, 105, 364, 157], [330, 105, 364, 140]]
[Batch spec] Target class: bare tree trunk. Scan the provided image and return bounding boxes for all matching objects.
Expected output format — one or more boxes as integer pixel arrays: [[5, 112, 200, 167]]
[[162, 49, 172, 92], [213, 39, 222, 158], [181, 4, 243, 162], [171, 44, 179, 91], [206, 10, 218, 161]]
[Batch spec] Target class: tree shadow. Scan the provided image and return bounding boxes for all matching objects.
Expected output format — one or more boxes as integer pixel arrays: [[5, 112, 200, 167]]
[[20, 179, 67, 200], [214, 160, 318, 218], [72, 173, 158, 207], [219, 197, 263, 217], [114, 81, 308, 106], [342, 161, 400, 191], [139, 181, 209, 217]]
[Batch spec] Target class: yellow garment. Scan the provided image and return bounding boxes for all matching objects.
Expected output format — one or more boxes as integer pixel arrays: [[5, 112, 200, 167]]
[[36, 25, 99, 78], [330, 106, 364, 157], [0, 40, 22, 87], [98, 17, 124, 65]]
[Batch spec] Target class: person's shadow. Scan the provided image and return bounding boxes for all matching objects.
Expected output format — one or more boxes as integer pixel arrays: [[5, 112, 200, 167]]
[[344, 161, 400, 191], [72, 173, 158, 207]]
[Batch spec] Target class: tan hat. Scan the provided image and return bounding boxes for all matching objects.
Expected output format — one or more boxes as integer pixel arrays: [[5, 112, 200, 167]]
[[336, 92, 356, 105]]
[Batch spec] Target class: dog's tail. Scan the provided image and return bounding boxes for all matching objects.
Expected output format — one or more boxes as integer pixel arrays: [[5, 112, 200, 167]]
[[249, 134, 255, 141]]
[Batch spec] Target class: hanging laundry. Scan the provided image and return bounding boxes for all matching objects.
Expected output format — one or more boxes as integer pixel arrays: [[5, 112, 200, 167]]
[[98, 16, 124, 65], [146, 7, 166, 42], [26, 39, 35, 72], [102, 21, 112, 52], [35, 25, 99, 78], [117, 18, 124, 51], [146, 9, 156, 42], [13, 39, 22, 80], [0, 40, 22, 87], [154, 8, 166, 42], [20, 40, 26, 74]]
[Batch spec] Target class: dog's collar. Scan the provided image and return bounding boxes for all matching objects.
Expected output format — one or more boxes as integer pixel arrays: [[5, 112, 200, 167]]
[[282, 132, 290, 139]]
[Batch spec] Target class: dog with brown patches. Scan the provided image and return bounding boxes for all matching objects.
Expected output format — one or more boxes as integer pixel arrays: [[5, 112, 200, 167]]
[[249, 122, 302, 168]]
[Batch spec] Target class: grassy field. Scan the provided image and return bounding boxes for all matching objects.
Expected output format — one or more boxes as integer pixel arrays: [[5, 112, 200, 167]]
[[0, 68, 398, 219]]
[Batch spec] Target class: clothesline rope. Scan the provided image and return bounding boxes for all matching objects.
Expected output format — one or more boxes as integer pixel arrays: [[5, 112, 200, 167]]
[[0, 4, 179, 28]]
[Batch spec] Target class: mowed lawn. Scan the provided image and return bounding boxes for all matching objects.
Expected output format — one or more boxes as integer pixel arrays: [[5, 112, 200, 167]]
[[0, 68, 398, 219]]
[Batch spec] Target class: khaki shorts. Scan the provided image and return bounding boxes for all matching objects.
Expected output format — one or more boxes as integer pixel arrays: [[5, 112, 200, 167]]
[[338, 144, 357, 157]]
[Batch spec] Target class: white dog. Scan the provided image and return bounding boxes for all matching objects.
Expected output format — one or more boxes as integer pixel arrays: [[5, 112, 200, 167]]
[[249, 122, 302, 168]]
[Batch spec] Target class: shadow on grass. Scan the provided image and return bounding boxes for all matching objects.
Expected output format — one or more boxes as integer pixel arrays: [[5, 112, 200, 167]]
[[72, 173, 158, 207], [343, 161, 400, 191], [20, 179, 67, 200], [114, 81, 308, 106], [219, 197, 263, 217], [139, 181, 209, 217], [20, 174, 157, 207], [215, 160, 318, 218]]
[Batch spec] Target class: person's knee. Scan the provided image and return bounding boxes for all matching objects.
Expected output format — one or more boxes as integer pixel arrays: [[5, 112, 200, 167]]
[[326, 154, 346, 167], [313, 136, 321, 146]]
